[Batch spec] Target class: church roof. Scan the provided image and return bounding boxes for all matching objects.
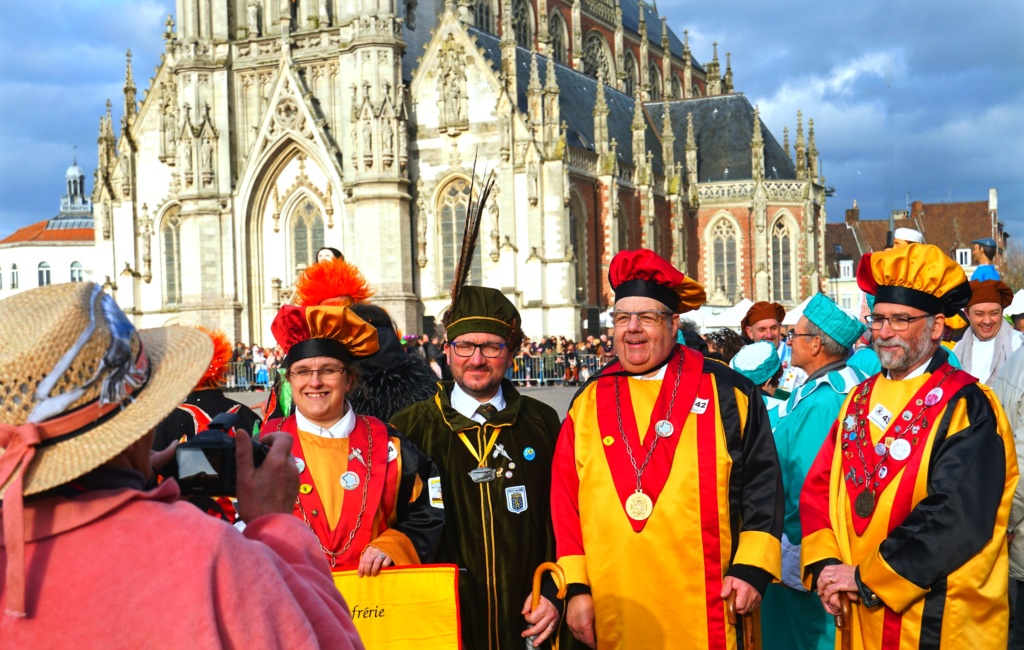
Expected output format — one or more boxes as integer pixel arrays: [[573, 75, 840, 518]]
[[647, 96, 796, 183], [470, 28, 666, 174], [619, 0, 700, 68], [0, 218, 94, 244]]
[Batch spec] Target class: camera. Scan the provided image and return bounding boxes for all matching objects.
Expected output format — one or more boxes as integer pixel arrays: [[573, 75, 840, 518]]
[[174, 411, 269, 497]]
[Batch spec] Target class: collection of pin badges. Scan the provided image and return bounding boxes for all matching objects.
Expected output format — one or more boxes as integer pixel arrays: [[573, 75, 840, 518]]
[[842, 379, 946, 518]]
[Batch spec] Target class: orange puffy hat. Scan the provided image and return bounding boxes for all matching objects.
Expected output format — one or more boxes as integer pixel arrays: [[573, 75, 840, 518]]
[[609, 249, 705, 313], [294, 258, 374, 307], [194, 326, 234, 390], [967, 280, 1013, 309], [857, 243, 971, 317], [271, 304, 379, 365], [741, 302, 786, 331]]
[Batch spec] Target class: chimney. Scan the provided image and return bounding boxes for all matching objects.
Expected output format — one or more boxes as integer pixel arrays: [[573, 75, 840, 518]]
[[846, 200, 860, 223], [989, 188, 998, 212]]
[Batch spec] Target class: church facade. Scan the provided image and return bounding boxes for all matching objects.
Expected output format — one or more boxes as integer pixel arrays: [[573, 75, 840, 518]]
[[91, 0, 828, 343]]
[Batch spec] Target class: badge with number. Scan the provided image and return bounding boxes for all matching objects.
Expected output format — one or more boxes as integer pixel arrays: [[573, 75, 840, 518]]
[[387, 440, 398, 463], [868, 404, 893, 431], [691, 398, 709, 415]]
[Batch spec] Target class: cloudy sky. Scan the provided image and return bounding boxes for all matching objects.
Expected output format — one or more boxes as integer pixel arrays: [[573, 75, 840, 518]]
[[1, 0, 1021, 242]]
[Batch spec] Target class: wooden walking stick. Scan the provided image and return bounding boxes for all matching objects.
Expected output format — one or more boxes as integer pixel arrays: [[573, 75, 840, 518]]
[[530, 562, 568, 650], [726, 592, 759, 650], [835, 592, 853, 650]]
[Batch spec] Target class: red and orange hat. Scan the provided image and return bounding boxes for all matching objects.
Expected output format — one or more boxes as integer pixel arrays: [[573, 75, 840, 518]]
[[609, 249, 705, 314], [857, 243, 971, 317], [271, 304, 378, 367]]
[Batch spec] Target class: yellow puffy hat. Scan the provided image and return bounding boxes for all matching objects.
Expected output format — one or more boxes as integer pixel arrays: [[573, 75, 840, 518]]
[[856, 243, 971, 317]]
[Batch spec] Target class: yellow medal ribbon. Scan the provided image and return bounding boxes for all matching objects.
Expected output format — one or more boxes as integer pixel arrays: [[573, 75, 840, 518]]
[[457, 426, 502, 468]]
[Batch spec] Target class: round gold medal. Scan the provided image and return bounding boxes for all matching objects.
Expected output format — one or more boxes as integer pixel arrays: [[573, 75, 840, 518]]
[[854, 491, 875, 518], [625, 490, 654, 521]]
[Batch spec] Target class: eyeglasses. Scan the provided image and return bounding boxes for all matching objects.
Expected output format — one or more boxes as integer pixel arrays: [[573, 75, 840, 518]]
[[287, 366, 348, 381], [610, 310, 674, 327], [789, 331, 818, 340], [451, 341, 507, 358], [866, 315, 930, 331]]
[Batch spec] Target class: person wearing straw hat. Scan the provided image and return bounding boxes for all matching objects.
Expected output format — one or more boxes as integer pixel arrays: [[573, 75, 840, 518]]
[[953, 279, 1021, 384], [0, 282, 363, 647], [391, 285, 568, 650], [551, 249, 783, 649], [760, 293, 868, 650], [802, 243, 1018, 650], [265, 301, 443, 576]]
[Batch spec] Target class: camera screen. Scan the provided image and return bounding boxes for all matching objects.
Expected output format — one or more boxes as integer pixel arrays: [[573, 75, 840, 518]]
[[176, 447, 229, 495]]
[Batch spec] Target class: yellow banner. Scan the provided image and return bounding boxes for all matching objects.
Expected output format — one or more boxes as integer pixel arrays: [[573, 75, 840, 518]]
[[333, 564, 461, 649]]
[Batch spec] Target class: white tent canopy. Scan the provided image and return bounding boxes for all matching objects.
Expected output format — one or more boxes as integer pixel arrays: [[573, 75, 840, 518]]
[[1007, 290, 1024, 318], [782, 296, 814, 325]]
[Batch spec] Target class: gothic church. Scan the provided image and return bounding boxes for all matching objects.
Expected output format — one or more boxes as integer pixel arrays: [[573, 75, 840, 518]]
[[91, 0, 828, 342]]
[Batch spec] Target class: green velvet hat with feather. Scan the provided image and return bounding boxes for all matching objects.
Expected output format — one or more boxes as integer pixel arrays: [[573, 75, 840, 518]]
[[440, 169, 524, 354]]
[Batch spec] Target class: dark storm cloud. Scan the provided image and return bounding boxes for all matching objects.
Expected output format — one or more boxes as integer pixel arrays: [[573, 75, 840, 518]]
[[671, 0, 1024, 235], [0, 0, 1021, 244]]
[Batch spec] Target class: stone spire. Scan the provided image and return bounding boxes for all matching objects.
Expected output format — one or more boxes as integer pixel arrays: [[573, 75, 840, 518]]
[[783, 126, 790, 161], [543, 52, 561, 138], [751, 106, 765, 180], [631, 84, 646, 164], [613, 0, 624, 91], [682, 29, 692, 97], [685, 112, 698, 202], [123, 49, 137, 126], [662, 103, 675, 179], [97, 99, 117, 174], [661, 18, 671, 96], [795, 110, 806, 179], [723, 52, 733, 93], [638, 5, 649, 99], [594, 69, 610, 171], [500, 0, 517, 96], [528, 49, 543, 128], [808, 117, 819, 179], [706, 42, 721, 96]]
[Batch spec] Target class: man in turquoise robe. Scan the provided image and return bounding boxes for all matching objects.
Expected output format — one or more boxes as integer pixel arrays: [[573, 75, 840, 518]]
[[762, 293, 868, 650]]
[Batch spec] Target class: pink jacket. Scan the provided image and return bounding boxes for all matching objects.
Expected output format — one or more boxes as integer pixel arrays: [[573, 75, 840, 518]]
[[1, 480, 364, 649]]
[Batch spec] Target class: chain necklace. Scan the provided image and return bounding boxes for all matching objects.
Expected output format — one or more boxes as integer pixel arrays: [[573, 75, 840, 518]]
[[845, 370, 951, 518], [614, 352, 684, 521], [283, 413, 375, 568]]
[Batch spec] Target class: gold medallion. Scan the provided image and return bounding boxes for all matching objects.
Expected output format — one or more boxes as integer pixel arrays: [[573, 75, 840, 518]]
[[854, 490, 875, 518], [625, 490, 654, 521]]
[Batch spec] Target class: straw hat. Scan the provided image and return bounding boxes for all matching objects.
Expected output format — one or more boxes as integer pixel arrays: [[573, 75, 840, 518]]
[[0, 282, 211, 497]]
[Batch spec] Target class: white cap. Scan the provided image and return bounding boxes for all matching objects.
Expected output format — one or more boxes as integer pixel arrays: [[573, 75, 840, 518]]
[[894, 227, 924, 243]]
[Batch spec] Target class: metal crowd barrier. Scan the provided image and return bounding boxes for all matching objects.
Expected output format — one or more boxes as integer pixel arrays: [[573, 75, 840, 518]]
[[225, 361, 273, 390], [506, 354, 605, 386]]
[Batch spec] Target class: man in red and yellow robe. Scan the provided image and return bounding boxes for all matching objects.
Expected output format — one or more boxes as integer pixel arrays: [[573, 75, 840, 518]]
[[551, 249, 783, 648], [802, 243, 1018, 649]]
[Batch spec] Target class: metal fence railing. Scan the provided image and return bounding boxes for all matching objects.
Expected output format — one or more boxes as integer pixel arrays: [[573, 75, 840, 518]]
[[225, 361, 273, 391], [506, 354, 606, 386]]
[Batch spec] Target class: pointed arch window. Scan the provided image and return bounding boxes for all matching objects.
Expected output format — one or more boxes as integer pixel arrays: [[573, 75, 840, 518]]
[[671, 74, 682, 99], [623, 53, 638, 98], [70, 261, 84, 282], [512, 0, 533, 49], [549, 13, 567, 64], [163, 209, 182, 306], [476, 0, 495, 33], [10, 264, 18, 290], [648, 63, 662, 101], [772, 220, 794, 302], [711, 219, 738, 301], [569, 195, 587, 302], [691, 84, 702, 98], [582, 32, 612, 83], [616, 205, 630, 252], [291, 197, 325, 279], [439, 178, 482, 290]]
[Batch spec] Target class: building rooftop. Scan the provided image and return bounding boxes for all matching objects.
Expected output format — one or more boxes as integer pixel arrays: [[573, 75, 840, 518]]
[[0, 218, 94, 244]]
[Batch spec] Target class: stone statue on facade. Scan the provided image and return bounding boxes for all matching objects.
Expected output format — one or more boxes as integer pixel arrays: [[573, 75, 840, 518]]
[[247, 0, 260, 36]]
